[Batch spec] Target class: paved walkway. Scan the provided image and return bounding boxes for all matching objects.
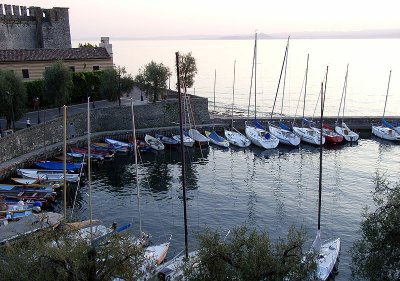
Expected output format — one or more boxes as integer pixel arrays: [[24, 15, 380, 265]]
[[0, 88, 148, 132]]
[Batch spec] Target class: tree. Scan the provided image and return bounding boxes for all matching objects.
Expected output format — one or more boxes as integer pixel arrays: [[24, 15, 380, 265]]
[[135, 61, 171, 103], [0, 227, 154, 281], [100, 67, 119, 104], [182, 225, 317, 281], [78, 42, 98, 48], [350, 174, 400, 281], [177, 52, 198, 94], [100, 66, 134, 106], [42, 61, 73, 115], [0, 69, 27, 130]]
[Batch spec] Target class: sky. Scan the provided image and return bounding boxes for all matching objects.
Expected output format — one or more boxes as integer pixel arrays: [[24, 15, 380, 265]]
[[5, 0, 400, 39]]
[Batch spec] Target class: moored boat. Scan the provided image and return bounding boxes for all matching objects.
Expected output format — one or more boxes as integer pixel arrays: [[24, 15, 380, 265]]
[[204, 130, 229, 148], [320, 124, 344, 144], [188, 128, 209, 147], [155, 133, 180, 149], [144, 134, 165, 151], [35, 161, 84, 171], [269, 123, 300, 147]]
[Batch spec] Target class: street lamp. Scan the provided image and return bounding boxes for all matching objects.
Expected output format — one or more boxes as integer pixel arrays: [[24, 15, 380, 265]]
[[34, 97, 41, 124]]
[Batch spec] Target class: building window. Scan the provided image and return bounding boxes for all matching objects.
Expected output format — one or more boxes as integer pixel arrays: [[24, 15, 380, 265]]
[[93, 65, 100, 71], [69, 66, 75, 72], [22, 69, 29, 79]]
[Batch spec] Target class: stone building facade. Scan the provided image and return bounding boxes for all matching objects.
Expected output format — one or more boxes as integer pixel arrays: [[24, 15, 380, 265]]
[[0, 4, 71, 49]]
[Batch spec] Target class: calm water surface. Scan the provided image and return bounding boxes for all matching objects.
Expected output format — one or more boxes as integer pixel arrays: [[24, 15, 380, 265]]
[[60, 137, 400, 280], [74, 38, 400, 117]]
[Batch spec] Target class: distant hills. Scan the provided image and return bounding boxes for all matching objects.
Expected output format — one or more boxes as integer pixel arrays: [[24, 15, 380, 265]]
[[76, 29, 400, 41], [220, 30, 400, 40]]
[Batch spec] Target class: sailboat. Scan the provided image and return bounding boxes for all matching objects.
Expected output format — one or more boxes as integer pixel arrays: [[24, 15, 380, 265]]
[[204, 130, 229, 148], [292, 55, 325, 145], [334, 65, 359, 142], [372, 70, 400, 141], [268, 37, 300, 147], [224, 60, 251, 148], [311, 82, 341, 281], [245, 33, 279, 149]]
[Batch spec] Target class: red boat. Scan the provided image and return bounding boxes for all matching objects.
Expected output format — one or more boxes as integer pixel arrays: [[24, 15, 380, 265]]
[[322, 124, 344, 144]]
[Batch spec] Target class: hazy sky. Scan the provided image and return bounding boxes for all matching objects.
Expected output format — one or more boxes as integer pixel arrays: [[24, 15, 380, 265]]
[[7, 0, 400, 39]]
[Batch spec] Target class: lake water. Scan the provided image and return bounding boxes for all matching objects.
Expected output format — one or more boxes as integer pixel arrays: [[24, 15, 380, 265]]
[[74, 38, 400, 117], [57, 137, 400, 280]]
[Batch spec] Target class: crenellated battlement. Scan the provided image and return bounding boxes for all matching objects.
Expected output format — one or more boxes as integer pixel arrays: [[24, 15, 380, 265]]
[[0, 3, 71, 49]]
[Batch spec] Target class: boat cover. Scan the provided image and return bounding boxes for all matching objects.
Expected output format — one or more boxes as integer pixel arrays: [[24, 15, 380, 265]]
[[254, 118, 266, 130]]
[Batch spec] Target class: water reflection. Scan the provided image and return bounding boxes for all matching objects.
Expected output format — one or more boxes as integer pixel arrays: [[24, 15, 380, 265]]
[[58, 138, 400, 280]]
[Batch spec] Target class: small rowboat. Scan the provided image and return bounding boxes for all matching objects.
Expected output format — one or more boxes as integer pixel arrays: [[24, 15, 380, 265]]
[[105, 138, 132, 149], [204, 130, 229, 148], [145, 134, 165, 151], [320, 124, 344, 144], [35, 161, 84, 171], [0, 184, 54, 194], [155, 134, 179, 149], [11, 178, 38, 185], [172, 133, 195, 147], [188, 129, 209, 147]]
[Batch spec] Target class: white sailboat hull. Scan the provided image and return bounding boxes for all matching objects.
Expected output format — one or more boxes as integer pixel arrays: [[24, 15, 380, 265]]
[[224, 129, 251, 148], [372, 125, 400, 141], [293, 126, 325, 145], [335, 122, 359, 142], [317, 238, 341, 280], [269, 125, 300, 146], [245, 126, 279, 149]]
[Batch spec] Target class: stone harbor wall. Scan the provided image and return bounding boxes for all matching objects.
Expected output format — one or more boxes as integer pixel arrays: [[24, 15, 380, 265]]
[[0, 96, 210, 164]]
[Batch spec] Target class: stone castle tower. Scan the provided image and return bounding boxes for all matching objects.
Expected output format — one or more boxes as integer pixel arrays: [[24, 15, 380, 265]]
[[0, 4, 71, 49]]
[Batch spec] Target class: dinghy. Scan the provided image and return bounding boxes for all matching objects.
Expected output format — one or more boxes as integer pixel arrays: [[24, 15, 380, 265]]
[[188, 128, 209, 147], [144, 134, 165, 151], [172, 133, 195, 147], [205, 130, 229, 148], [35, 161, 83, 171]]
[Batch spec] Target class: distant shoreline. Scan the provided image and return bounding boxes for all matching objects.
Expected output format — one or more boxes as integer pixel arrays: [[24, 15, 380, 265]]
[[74, 29, 400, 41]]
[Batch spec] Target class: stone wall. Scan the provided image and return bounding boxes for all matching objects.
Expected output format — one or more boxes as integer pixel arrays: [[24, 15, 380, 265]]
[[0, 4, 71, 49], [0, 97, 210, 163]]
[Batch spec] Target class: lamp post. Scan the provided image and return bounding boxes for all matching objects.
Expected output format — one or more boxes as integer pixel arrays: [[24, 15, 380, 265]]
[[34, 97, 41, 124]]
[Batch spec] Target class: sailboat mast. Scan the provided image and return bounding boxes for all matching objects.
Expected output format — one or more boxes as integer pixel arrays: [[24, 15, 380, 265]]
[[342, 65, 349, 121], [336, 64, 349, 123], [302, 54, 309, 126], [254, 33, 258, 118], [382, 70, 392, 119], [271, 37, 290, 119], [247, 33, 257, 120], [63, 105, 67, 222], [131, 99, 142, 236], [318, 66, 328, 231], [87, 97, 93, 242], [176, 52, 189, 258], [231, 60, 236, 129], [213, 69, 216, 112]]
